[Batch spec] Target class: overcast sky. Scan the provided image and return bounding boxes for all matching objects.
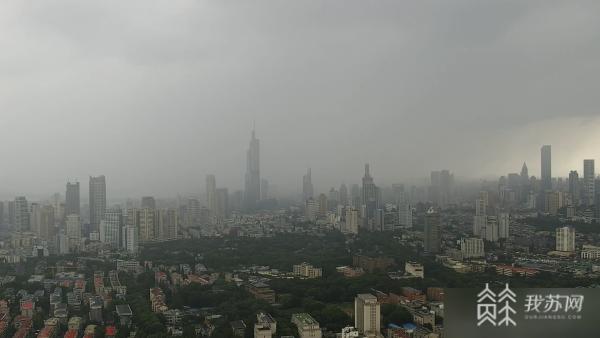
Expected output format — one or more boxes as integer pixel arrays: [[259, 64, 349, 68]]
[[1, 0, 600, 199]]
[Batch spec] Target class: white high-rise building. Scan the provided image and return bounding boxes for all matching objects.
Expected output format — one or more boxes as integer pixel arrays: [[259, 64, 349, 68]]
[[122, 225, 138, 254], [354, 294, 381, 338], [556, 226, 575, 252], [99, 208, 122, 248], [484, 216, 499, 242], [305, 198, 318, 222], [460, 238, 484, 259], [498, 212, 510, 239]]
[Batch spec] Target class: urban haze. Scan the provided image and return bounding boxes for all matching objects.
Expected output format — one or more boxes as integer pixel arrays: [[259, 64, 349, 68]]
[[1, 1, 600, 338]]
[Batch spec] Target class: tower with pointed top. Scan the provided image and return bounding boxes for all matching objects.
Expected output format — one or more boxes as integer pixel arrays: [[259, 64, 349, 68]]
[[244, 127, 260, 211], [520, 162, 528, 179], [361, 164, 379, 229]]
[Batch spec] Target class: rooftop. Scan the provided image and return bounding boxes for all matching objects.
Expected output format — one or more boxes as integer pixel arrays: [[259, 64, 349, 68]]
[[292, 313, 319, 325]]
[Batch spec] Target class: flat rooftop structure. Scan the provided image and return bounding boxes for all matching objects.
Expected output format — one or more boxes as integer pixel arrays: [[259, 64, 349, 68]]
[[292, 313, 319, 326], [256, 312, 276, 324], [115, 304, 133, 316]]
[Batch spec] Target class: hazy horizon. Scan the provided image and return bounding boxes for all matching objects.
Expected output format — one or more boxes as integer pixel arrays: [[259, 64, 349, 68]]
[[2, 1, 600, 199]]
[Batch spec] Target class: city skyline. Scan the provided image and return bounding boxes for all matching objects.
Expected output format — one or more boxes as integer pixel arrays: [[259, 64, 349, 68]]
[[1, 137, 599, 201], [2, 1, 600, 197]]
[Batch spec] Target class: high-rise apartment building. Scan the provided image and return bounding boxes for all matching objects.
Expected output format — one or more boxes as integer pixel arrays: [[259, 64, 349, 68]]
[[66, 214, 81, 250], [354, 294, 381, 337], [99, 208, 122, 248], [485, 216, 499, 242], [158, 208, 178, 241], [89, 176, 107, 232], [498, 212, 509, 239], [556, 226, 575, 252], [305, 198, 318, 222], [132, 208, 157, 243], [65, 181, 80, 216], [460, 238, 484, 259]]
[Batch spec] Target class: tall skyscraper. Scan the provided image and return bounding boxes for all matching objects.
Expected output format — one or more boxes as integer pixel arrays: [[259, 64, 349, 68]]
[[89, 175, 107, 232], [141, 196, 156, 209], [569, 170, 580, 206], [424, 207, 441, 254], [65, 181, 80, 216], [541, 145, 552, 191], [584, 159, 595, 206], [206, 174, 217, 216], [354, 294, 381, 337], [14, 196, 29, 232], [244, 128, 260, 210], [302, 168, 314, 201], [361, 164, 378, 225]]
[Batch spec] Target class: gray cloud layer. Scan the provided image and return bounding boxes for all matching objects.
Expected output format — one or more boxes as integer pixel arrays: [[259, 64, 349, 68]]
[[1, 0, 600, 199]]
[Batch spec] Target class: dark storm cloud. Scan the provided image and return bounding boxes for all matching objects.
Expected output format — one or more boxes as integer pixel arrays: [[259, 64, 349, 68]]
[[1, 0, 600, 199]]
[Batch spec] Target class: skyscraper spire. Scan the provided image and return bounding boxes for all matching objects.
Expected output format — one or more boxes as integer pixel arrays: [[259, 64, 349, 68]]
[[244, 126, 260, 210]]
